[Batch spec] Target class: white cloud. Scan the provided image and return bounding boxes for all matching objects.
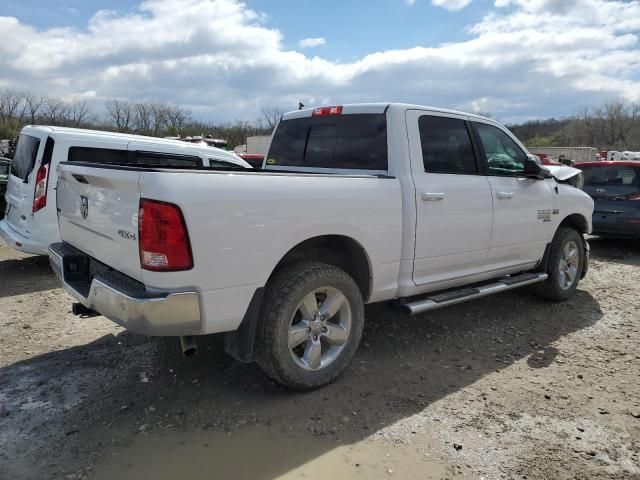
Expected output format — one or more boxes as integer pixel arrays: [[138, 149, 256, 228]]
[[298, 37, 326, 48], [0, 0, 638, 123], [431, 0, 473, 11]]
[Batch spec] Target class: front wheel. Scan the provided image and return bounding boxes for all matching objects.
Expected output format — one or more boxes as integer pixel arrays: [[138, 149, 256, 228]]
[[535, 227, 584, 301], [254, 261, 364, 390]]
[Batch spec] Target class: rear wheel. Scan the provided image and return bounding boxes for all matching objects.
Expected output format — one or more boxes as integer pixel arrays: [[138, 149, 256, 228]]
[[254, 261, 364, 390], [535, 227, 584, 301]]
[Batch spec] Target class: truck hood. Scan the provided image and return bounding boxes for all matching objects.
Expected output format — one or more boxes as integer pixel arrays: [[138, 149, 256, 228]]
[[545, 164, 583, 182]]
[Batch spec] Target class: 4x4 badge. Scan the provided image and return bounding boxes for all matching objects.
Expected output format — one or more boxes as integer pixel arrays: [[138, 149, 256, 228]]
[[80, 195, 89, 220]]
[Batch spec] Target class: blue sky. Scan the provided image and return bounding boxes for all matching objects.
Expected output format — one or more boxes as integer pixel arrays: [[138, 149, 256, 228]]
[[246, 0, 490, 60], [0, 0, 638, 123], [0, 0, 490, 58]]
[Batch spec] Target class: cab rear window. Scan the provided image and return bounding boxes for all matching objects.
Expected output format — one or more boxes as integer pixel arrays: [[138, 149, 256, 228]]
[[11, 134, 41, 181], [267, 114, 387, 171]]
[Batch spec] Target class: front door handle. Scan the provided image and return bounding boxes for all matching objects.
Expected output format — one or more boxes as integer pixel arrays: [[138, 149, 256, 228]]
[[422, 192, 445, 201], [496, 191, 514, 199]]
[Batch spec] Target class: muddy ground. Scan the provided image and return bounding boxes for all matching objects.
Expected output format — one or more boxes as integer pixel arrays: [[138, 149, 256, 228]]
[[0, 237, 639, 480]]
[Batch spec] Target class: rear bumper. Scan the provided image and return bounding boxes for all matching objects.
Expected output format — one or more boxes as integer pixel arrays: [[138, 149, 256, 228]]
[[0, 219, 49, 255], [49, 242, 202, 336]]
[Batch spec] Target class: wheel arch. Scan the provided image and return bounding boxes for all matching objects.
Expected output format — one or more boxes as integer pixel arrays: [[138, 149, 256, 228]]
[[268, 234, 373, 302], [558, 213, 589, 234], [536, 214, 589, 278]]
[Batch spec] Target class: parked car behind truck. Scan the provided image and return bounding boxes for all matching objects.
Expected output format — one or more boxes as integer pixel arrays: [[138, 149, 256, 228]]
[[49, 103, 594, 390], [0, 126, 250, 255], [0, 158, 10, 219], [578, 161, 640, 238]]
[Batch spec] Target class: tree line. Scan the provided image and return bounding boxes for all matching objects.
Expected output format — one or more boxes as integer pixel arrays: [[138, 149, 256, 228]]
[[2, 88, 639, 151], [0, 89, 282, 149], [508, 102, 640, 151]]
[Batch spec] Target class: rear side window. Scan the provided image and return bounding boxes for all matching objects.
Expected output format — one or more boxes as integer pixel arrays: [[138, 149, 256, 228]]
[[581, 165, 640, 188], [68, 147, 127, 164], [11, 134, 41, 181], [68, 148, 201, 167], [209, 159, 244, 169], [267, 114, 387, 171], [419, 116, 477, 174], [474, 123, 527, 176], [136, 151, 201, 167]]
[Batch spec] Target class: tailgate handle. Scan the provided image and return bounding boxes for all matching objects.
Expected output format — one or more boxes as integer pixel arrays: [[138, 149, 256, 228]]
[[72, 174, 89, 184]]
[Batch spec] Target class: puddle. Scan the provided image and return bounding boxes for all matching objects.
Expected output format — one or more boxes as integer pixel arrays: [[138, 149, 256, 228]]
[[92, 424, 450, 480]]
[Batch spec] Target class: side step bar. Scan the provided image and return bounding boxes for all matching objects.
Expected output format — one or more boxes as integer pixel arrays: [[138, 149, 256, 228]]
[[401, 272, 548, 315]]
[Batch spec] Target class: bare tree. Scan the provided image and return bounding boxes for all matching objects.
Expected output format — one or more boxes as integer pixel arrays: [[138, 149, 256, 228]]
[[105, 99, 133, 133], [69, 100, 91, 127], [261, 106, 286, 130], [166, 105, 191, 136], [132, 102, 153, 134], [0, 89, 25, 124], [24, 92, 44, 125], [149, 102, 170, 136], [592, 102, 629, 148], [41, 97, 72, 125]]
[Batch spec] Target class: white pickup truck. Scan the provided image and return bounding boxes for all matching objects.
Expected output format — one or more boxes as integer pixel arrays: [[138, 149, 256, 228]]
[[49, 103, 594, 390]]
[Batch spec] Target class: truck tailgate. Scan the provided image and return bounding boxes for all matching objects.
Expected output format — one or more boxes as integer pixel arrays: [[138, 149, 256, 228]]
[[56, 164, 143, 282]]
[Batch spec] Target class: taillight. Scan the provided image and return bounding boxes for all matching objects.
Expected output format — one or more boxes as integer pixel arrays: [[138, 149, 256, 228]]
[[312, 105, 343, 116], [32, 164, 49, 212], [627, 192, 640, 200], [138, 199, 193, 271]]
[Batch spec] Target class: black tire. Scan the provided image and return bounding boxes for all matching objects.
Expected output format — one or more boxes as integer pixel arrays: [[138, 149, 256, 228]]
[[535, 227, 584, 302], [254, 261, 364, 390]]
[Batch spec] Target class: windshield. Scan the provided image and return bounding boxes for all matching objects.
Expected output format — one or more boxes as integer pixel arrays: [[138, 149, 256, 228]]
[[11, 134, 41, 181], [581, 165, 640, 190]]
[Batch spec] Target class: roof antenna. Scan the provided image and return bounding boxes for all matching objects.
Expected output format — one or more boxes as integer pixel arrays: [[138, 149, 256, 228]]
[[298, 102, 305, 110]]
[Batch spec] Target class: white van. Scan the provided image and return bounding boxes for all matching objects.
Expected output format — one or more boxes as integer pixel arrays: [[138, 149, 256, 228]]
[[0, 126, 250, 255]]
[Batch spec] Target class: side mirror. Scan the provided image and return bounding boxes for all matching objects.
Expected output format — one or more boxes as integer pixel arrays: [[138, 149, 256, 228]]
[[524, 156, 551, 179]]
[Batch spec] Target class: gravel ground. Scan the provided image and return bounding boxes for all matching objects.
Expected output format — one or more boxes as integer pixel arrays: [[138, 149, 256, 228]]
[[0, 237, 638, 479]]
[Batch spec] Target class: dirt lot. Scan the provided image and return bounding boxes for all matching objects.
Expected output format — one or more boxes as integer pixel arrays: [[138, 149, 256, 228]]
[[1, 237, 639, 480]]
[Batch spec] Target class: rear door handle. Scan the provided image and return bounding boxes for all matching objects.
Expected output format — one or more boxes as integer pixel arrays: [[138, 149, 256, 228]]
[[422, 192, 445, 201], [496, 192, 514, 199]]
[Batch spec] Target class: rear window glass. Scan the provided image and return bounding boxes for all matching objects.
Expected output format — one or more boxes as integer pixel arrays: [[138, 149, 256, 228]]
[[68, 148, 201, 167], [11, 134, 41, 181], [0, 160, 10, 175], [581, 165, 640, 188], [267, 114, 388, 171]]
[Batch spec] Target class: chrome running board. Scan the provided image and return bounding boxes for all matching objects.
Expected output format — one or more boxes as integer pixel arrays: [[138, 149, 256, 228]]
[[401, 272, 548, 315]]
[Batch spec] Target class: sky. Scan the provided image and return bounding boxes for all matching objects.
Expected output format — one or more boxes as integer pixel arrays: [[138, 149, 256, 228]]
[[0, 0, 639, 124]]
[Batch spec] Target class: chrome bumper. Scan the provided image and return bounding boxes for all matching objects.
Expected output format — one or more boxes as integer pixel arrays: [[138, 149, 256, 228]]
[[49, 242, 201, 336]]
